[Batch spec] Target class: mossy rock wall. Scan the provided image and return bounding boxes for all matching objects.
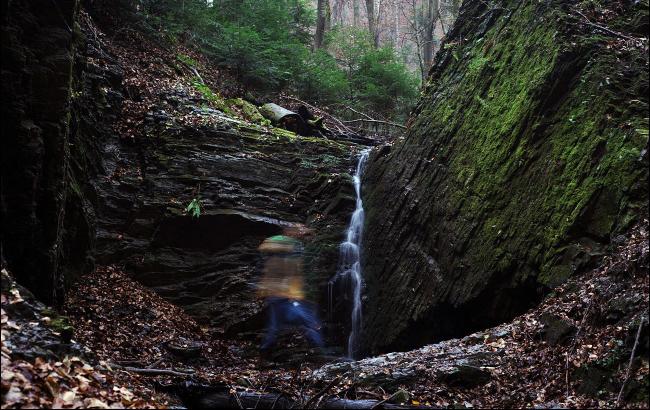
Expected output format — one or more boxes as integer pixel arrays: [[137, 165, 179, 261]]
[[361, 0, 648, 354]]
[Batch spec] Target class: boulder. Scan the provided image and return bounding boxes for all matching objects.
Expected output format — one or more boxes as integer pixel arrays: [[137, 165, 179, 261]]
[[539, 313, 577, 346]]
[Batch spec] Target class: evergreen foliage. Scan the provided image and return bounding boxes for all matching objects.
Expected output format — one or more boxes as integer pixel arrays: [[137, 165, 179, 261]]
[[138, 0, 418, 120]]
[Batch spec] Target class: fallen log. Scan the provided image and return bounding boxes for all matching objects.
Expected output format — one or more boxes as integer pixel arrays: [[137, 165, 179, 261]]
[[259, 103, 307, 134], [193, 392, 430, 409], [165, 381, 432, 409], [342, 118, 407, 130], [282, 95, 359, 136]]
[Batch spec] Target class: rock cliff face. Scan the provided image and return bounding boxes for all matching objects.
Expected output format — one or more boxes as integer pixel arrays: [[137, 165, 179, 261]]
[[2, 3, 363, 336], [92, 91, 360, 331], [1, 0, 97, 305], [80, 27, 362, 333], [361, 0, 648, 354]]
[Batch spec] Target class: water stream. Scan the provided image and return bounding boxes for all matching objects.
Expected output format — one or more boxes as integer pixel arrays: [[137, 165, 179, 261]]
[[329, 149, 371, 358]]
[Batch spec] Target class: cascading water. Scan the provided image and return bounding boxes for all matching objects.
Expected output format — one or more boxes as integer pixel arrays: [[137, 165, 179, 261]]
[[329, 149, 371, 358]]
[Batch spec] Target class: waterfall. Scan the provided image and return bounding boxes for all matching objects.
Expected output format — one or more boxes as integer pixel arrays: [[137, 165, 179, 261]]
[[329, 149, 371, 358]]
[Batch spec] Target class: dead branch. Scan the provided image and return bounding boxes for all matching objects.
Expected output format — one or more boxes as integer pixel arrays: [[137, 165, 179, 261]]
[[616, 315, 647, 407], [341, 105, 374, 120], [574, 9, 640, 42], [229, 385, 244, 410], [282, 95, 358, 135], [343, 119, 407, 130], [195, 391, 430, 409], [122, 366, 194, 377], [190, 66, 204, 84], [304, 377, 341, 409], [371, 390, 403, 409], [147, 357, 164, 369]]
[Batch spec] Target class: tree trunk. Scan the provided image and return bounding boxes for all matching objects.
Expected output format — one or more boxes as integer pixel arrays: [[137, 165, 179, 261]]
[[353, 0, 360, 26], [332, 0, 344, 25], [392, 0, 399, 46], [423, 0, 439, 67], [365, 0, 378, 47], [315, 0, 328, 49]]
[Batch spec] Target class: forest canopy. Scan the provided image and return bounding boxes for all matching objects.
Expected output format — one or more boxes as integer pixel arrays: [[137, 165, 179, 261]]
[[136, 0, 421, 120]]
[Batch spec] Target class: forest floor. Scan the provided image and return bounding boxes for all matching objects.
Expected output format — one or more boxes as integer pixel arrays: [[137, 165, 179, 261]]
[[2, 221, 647, 409], [2, 6, 648, 409]]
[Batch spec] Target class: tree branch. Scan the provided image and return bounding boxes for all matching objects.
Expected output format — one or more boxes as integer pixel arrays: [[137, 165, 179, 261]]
[[343, 118, 407, 129], [122, 366, 194, 377], [574, 9, 640, 42], [616, 315, 647, 407], [282, 95, 359, 135], [304, 376, 341, 408]]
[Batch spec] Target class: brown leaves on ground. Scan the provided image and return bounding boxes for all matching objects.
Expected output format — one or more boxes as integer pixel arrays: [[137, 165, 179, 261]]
[[80, 8, 237, 144], [1, 354, 151, 409], [64, 265, 322, 398], [65, 265, 205, 366], [5, 219, 647, 409], [1, 271, 167, 409]]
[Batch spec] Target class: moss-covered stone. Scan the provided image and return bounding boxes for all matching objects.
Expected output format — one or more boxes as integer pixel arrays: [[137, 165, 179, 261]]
[[361, 0, 648, 354], [226, 98, 269, 125], [191, 77, 234, 115]]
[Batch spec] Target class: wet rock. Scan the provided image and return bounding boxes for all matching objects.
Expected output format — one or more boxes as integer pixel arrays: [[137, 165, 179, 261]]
[[1, 270, 86, 361], [389, 389, 410, 404], [85, 63, 362, 335], [461, 332, 486, 345], [1, 0, 96, 305], [166, 340, 204, 359], [539, 313, 577, 346], [604, 294, 645, 324], [438, 365, 491, 388], [574, 364, 615, 397], [485, 326, 511, 343], [314, 335, 498, 390]]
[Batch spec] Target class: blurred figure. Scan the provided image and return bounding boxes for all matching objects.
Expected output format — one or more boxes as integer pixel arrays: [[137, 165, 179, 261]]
[[257, 224, 324, 352]]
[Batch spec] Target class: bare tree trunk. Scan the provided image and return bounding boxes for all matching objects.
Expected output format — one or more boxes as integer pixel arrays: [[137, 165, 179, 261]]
[[423, 0, 439, 67], [365, 0, 379, 47], [326, 0, 332, 37], [402, 0, 426, 80], [315, 0, 329, 49], [353, 0, 360, 26], [393, 0, 399, 46], [332, 0, 344, 25]]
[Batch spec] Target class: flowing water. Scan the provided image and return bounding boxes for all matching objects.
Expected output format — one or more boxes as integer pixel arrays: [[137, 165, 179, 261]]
[[329, 149, 371, 358]]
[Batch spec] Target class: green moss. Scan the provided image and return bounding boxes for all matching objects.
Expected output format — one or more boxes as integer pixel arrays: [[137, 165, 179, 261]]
[[367, 0, 648, 304], [539, 264, 573, 287], [190, 77, 234, 115], [41, 307, 56, 317], [177, 53, 198, 67], [225, 98, 268, 125], [49, 316, 73, 332], [269, 127, 298, 140], [42, 308, 74, 335], [468, 55, 490, 75]]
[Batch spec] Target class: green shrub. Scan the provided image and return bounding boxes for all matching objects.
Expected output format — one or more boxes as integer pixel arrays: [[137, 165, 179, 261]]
[[138, 0, 419, 121]]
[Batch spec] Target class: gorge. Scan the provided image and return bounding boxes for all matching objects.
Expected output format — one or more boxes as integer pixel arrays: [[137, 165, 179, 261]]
[[1, 0, 648, 408]]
